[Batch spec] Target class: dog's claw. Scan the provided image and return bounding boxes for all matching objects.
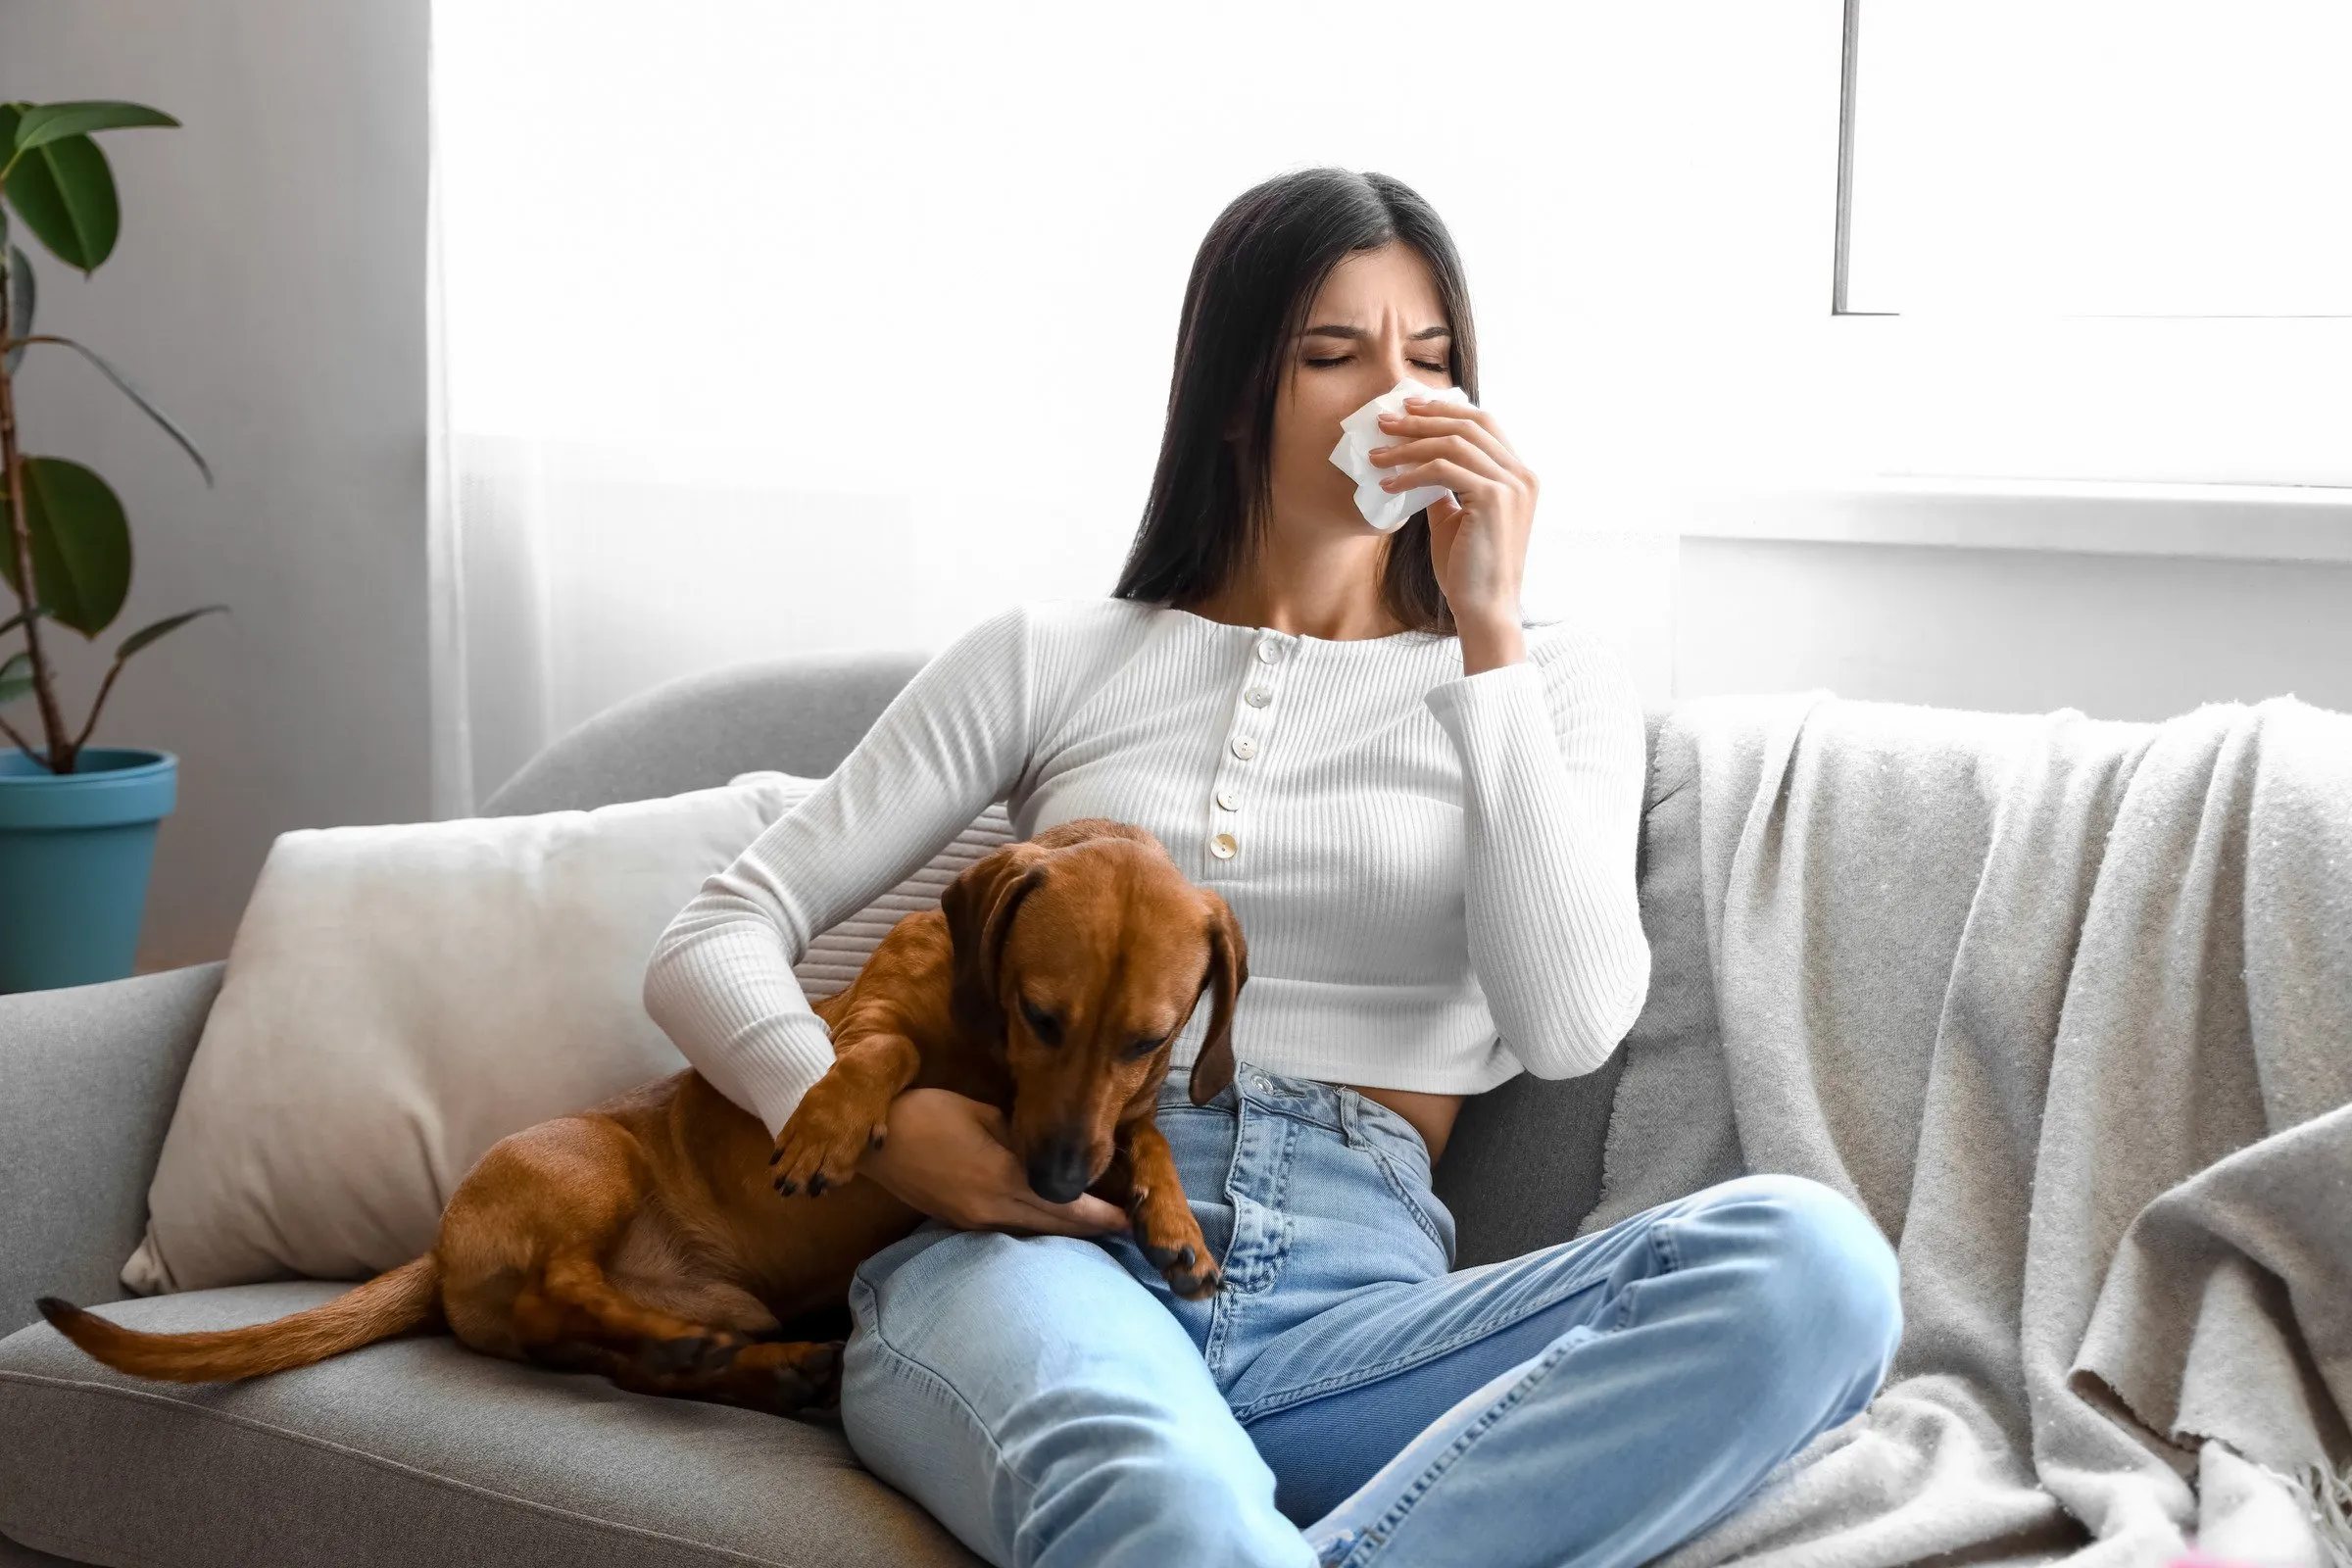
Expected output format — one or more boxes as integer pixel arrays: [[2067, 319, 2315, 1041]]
[[766, 1147, 782, 1165], [774, 1176, 799, 1197], [1140, 1240, 1197, 1271], [1168, 1263, 1222, 1299], [769, 1113, 873, 1203]]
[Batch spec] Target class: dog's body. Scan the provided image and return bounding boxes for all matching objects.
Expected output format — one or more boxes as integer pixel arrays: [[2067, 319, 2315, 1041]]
[[41, 819, 1243, 1414]]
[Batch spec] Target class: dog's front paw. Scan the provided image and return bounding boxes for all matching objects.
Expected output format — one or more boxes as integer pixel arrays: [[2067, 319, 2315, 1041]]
[[1127, 1186, 1222, 1299], [769, 1079, 889, 1199]]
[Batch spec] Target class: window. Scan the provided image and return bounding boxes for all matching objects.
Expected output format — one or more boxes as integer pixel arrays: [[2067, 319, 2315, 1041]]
[[1838, 0, 2352, 318]]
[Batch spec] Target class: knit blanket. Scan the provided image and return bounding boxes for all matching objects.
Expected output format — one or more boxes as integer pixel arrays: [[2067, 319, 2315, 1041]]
[[1589, 694, 2352, 1568]]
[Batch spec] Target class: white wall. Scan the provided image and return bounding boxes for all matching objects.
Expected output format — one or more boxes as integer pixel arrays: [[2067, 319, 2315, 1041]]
[[0, 0, 430, 968]]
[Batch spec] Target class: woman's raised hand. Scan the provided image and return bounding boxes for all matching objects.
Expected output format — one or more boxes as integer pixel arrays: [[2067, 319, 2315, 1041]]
[[857, 1087, 1131, 1237], [1369, 396, 1537, 649]]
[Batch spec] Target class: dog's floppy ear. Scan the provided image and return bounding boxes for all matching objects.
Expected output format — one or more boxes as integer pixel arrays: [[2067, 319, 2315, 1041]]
[[1187, 892, 1249, 1105], [944, 842, 1050, 1049]]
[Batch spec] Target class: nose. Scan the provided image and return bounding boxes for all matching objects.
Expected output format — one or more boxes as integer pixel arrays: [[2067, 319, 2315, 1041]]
[[1025, 1138, 1094, 1205]]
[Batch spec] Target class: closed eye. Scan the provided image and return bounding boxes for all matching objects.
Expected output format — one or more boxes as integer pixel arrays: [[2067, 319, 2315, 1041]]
[[1020, 998, 1063, 1047], [1122, 1035, 1166, 1062], [1302, 355, 1448, 372]]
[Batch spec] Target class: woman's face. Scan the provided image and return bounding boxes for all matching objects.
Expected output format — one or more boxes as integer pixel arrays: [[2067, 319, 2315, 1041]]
[[1262, 241, 1454, 534]]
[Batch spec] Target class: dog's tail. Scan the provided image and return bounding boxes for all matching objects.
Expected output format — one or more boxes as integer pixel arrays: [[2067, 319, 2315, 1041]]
[[36, 1254, 444, 1383]]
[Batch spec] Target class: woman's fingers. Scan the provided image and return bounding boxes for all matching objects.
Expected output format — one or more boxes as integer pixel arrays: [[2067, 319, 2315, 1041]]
[[1373, 429, 1523, 484], [1379, 456, 1507, 499], [1004, 1190, 1132, 1237], [956, 1173, 1127, 1237], [855, 1085, 1132, 1237], [1370, 434, 1514, 488], [1383, 402, 1524, 468], [964, 1144, 1125, 1234]]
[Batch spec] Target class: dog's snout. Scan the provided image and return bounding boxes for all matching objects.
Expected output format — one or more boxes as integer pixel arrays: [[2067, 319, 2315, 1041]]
[[1025, 1139, 1094, 1205]]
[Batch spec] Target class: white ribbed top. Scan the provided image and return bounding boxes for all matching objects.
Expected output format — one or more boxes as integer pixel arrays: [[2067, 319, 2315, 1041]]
[[643, 598, 1652, 1137]]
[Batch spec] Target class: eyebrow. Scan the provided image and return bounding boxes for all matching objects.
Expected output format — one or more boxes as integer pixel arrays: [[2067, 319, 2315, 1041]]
[[1299, 323, 1452, 342]]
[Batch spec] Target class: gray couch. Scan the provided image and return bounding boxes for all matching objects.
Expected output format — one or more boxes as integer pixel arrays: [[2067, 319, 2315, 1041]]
[[0, 650, 1659, 1567]]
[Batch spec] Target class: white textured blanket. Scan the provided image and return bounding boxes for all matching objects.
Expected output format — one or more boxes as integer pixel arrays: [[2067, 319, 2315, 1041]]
[[1592, 695, 2352, 1568]]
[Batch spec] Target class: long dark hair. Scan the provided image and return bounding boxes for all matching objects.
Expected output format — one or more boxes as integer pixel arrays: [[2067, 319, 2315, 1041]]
[[1111, 168, 1479, 636]]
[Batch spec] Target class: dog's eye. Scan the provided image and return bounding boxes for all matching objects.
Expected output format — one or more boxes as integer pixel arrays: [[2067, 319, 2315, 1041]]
[[1020, 998, 1062, 1046], [1122, 1035, 1165, 1062]]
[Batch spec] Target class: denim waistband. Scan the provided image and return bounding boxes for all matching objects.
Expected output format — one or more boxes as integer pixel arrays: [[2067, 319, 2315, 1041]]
[[1157, 1061, 1430, 1160]]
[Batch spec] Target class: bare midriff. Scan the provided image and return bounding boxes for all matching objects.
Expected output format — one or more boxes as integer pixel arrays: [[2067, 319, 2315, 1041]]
[[1346, 1084, 1463, 1165]]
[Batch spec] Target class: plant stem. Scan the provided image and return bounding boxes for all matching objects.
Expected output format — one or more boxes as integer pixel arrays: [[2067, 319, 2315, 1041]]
[[69, 655, 122, 755], [0, 272, 72, 772]]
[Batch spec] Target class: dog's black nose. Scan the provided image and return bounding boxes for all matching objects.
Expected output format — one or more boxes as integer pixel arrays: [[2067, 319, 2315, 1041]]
[[1026, 1141, 1092, 1205]]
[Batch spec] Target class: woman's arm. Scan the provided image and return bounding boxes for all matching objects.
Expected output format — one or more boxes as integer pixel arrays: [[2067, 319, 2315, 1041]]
[[1366, 394, 1649, 1076], [1423, 633, 1652, 1079], [643, 603, 1040, 1138]]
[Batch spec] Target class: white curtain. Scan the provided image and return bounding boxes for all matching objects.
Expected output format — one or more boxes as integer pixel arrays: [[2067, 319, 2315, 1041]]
[[425, 2, 1855, 812]]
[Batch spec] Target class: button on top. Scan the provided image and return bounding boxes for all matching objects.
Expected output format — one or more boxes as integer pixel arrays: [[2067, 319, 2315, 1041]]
[[1255, 640, 1283, 664], [1208, 831, 1238, 859], [1214, 787, 1241, 810], [1230, 734, 1257, 760], [1244, 686, 1272, 708]]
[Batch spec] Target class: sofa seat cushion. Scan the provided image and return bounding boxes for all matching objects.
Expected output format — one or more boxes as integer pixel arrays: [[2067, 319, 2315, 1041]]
[[0, 1284, 976, 1568]]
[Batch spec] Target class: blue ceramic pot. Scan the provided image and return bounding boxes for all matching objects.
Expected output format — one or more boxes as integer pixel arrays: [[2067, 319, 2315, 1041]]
[[0, 747, 176, 992]]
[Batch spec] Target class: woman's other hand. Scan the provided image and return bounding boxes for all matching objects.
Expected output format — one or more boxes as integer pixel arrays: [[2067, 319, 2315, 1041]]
[[858, 1087, 1132, 1237]]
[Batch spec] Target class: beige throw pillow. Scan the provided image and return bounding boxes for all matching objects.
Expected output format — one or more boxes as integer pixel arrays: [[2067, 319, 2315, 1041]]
[[124, 773, 1014, 1295]]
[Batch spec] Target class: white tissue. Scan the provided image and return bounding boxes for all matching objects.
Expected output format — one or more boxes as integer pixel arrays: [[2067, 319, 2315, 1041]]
[[1327, 378, 1477, 533]]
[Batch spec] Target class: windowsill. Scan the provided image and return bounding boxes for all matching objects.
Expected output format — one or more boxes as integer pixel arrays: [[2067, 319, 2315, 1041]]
[[1677, 478, 2352, 564]]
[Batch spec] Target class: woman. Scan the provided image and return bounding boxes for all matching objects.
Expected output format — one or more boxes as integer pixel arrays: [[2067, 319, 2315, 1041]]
[[644, 168, 1900, 1568]]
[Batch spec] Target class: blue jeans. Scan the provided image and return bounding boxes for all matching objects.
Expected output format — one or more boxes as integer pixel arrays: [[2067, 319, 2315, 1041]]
[[841, 1068, 1901, 1568]]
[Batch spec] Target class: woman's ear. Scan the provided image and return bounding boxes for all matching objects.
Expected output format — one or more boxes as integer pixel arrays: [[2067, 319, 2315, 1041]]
[[943, 843, 1049, 1049], [1187, 892, 1249, 1104]]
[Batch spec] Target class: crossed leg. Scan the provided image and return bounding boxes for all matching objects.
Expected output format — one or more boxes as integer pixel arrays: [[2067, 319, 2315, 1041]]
[[1243, 1175, 1902, 1568]]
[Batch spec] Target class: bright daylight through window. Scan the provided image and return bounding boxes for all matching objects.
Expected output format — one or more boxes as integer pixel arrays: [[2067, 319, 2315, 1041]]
[[1838, 0, 2352, 317]]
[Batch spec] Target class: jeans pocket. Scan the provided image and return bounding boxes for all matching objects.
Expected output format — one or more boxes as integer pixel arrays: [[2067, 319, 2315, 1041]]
[[1334, 1091, 1454, 1263], [1341, 1088, 1435, 1176], [1365, 1145, 1454, 1261]]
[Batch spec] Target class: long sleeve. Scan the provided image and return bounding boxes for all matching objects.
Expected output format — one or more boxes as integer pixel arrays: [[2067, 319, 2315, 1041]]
[[1422, 634, 1651, 1079], [642, 605, 1037, 1136]]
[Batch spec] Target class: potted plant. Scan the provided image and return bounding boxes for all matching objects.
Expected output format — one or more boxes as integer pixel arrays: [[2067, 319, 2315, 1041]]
[[0, 100, 221, 993]]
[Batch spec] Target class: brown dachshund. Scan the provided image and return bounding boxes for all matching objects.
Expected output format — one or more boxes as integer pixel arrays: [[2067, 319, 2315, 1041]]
[[38, 817, 1243, 1415]]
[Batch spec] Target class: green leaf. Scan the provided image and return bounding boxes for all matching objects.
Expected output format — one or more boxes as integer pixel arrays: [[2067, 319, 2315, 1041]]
[[11, 102, 177, 154], [0, 106, 121, 272], [115, 603, 224, 661], [3, 243, 31, 374], [30, 335, 210, 484], [0, 650, 30, 707], [0, 457, 130, 636]]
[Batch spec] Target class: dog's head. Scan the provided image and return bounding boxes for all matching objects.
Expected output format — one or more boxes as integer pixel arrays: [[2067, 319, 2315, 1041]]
[[941, 818, 1247, 1204]]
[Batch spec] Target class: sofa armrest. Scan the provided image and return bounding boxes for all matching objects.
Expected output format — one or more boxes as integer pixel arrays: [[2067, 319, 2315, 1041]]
[[0, 963, 220, 1338]]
